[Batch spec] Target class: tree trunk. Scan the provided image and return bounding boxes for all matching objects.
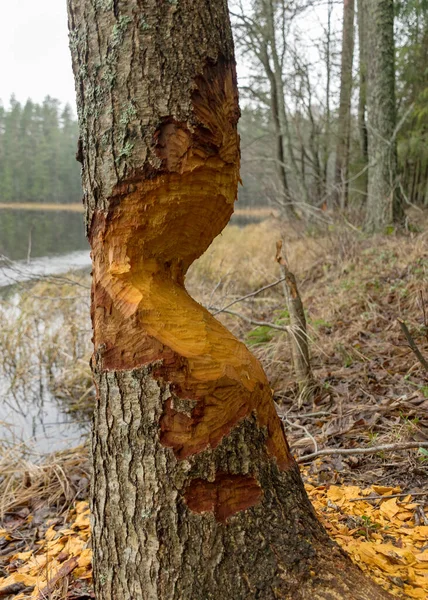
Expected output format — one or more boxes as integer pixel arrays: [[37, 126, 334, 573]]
[[322, 0, 333, 193], [265, 0, 311, 211], [334, 0, 355, 210], [364, 0, 404, 231], [261, 46, 295, 220], [67, 1, 393, 598], [357, 0, 368, 199]]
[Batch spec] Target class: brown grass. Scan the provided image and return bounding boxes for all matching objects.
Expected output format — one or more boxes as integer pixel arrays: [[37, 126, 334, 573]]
[[1, 212, 427, 507], [0, 443, 89, 518]]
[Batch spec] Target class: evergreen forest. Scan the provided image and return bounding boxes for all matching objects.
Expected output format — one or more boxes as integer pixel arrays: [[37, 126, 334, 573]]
[[0, 96, 81, 205]]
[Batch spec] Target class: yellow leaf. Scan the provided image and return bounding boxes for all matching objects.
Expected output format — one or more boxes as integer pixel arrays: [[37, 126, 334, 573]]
[[416, 551, 428, 562], [73, 566, 92, 579], [77, 548, 92, 568], [379, 498, 400, 520], [327, 486, 344, 503], [14, 550, 33, 561], [404, 584, 427, 598], [75, 501, 90, 514], [0, 572, 38, 589], [396, 511, 414, 521], [372, 485, 401, 495], [72, 511, 90, 530], [342, 486, 362, 500], [45, 525, 59, 541]]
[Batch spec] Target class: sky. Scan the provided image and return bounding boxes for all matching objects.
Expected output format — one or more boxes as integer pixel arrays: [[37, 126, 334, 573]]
[[0, 0, 76, 108], [0, 1, 337, 113]]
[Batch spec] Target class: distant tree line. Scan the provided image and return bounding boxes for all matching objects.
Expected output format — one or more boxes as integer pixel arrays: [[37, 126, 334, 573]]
[[0, 96, 82, 205]]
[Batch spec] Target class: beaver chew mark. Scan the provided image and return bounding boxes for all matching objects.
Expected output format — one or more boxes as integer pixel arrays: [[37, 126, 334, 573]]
[[90, 59, 292, 471], [184, 473, 262, 523]]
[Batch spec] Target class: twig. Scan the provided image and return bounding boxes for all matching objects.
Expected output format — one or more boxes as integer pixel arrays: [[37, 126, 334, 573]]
[[209, 307, 290, 332], [420, 290, 428, 345], [397, 318, 428, 373], [282, 417, 318, 454], [296, 441, 428, 464], [37, 556, 78, 599], [212, 277, 286, 315], [349, 491, 428, 503]]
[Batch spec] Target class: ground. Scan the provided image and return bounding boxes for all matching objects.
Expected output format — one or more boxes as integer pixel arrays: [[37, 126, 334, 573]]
[[0, 212, 427, 598]]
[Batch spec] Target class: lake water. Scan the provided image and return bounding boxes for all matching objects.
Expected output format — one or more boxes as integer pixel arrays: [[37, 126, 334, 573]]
[[0, 209, 91, 452]]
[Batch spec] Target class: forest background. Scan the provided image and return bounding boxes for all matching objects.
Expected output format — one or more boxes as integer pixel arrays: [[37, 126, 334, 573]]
[[0, 0, 426, 222]]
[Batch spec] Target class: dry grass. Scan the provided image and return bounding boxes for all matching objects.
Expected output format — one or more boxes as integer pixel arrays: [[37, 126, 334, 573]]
[[1, 211, 427, 506], [0, 213, 427, 599], [0, 442, 89, 519], [0, 273, 93, 421]]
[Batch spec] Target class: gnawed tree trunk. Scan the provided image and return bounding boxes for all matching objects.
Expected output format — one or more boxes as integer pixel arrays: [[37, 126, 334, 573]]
[[334, 0, 355, 210], [67, 1, 393, 598], [364, 0, 404, 231]]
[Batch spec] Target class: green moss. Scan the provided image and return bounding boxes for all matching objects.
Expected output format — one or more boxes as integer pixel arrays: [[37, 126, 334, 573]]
[[94, 0, 113, 10]]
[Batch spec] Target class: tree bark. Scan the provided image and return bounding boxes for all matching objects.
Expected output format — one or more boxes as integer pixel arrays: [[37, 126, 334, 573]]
[[261, 44, 295, 220], [364, 0, 404, 231], [334, 0, 355, 210], [357, 0, 368, 199], [67, 1, 393, 598]]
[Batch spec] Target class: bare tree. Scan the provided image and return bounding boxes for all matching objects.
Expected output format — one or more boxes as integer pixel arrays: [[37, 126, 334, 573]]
[[364, 0, 404, 230], [357, 0, 368, 198], [334, 0, 355, 209]]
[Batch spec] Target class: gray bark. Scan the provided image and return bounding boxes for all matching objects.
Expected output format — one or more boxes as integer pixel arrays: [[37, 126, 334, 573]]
[[357, 0, 368, 198], [334, 0, 355, 209], [364, 0, 404, 230]]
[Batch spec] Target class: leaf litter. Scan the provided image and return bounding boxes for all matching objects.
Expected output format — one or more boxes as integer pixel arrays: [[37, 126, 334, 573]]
[[0, 467, 427, 599], [1, 219, 428, 597]]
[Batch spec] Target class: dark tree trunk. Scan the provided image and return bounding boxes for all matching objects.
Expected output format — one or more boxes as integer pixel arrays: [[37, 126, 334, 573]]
[[357, 0, 368, 198], [334, 0, 355, 210], [364, 0, 404, 230], [262, 46, 295, 220], [67, 1, 393, 598]]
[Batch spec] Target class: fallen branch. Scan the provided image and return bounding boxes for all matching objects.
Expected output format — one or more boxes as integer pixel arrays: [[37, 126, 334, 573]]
[[349, 491, 428, 502], [281, 417, 318, 454], [397, 318, 428, 372], [36, 556, 78, 599], [0, 583, 33, 597], [296, 441, 428, 464]]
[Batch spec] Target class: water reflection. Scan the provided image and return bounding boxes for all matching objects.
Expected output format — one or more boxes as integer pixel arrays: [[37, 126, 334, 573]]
[[0, 209, 88, 261]]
